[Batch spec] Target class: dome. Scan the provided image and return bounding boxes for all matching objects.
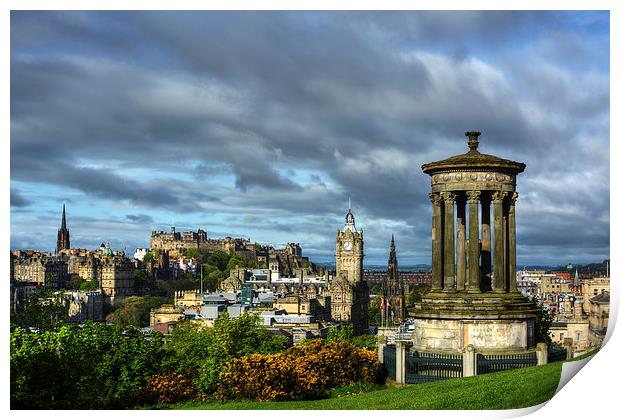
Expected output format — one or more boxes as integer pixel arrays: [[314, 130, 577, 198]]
[[421, 131, 526, 175]]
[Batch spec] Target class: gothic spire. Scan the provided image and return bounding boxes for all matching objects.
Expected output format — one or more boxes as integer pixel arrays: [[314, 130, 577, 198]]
[[61, 203, 67, 230], [57, 203, 70, 253]]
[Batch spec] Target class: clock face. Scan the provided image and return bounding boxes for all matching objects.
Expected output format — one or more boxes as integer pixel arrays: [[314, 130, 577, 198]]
[[343, 241, 353, 251]]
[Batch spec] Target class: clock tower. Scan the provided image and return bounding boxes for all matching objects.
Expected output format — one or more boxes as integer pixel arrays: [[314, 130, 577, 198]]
[[329, 205, 369, 334], [335, 207, 364, 283]]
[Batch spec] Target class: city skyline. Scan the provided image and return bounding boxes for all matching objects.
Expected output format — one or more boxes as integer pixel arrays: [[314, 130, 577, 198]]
[[10, 11, 610, 265]]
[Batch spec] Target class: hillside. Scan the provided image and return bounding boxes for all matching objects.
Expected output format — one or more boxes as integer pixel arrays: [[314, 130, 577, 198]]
[[153, 361, 563, 410]]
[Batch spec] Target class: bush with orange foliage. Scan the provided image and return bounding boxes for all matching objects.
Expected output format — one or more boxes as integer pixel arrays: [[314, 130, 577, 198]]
[[216, 339, 381, 402], [139, 371, 197, 405]]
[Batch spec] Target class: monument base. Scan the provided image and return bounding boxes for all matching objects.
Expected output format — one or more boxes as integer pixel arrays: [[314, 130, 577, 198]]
[[412, 292, 538, 352]]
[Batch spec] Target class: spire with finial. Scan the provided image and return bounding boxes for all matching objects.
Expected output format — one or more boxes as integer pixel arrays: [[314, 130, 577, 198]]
[[344, 197, 356, 231], [57, 203, 70, 253], [61, 203, 67, 230], [465, 130, 481, 152]]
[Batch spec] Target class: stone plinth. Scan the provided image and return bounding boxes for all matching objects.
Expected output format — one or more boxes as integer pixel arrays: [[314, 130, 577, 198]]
[[412, 293, 537, 352]]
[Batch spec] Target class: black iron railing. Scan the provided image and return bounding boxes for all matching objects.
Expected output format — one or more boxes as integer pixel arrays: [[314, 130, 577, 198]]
[[477, 351, 537, 375], [405, 351, 463, 384], [383, 345, 396, 379]]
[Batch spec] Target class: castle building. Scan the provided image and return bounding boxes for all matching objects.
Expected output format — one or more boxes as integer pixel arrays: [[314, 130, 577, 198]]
[[56, 204, 70, 253], [328, 206, 369, 334], [381, 235, 406, 326]]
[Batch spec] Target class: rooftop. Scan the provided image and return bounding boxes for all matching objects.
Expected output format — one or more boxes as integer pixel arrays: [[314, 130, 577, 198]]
[[421, 131, 526, 175]]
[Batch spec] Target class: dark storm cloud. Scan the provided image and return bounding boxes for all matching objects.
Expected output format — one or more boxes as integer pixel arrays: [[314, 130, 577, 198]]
[[10, 188, 31, 207], [10, 11, 609, 263]]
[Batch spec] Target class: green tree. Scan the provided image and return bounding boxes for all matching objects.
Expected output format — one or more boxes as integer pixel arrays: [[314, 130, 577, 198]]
[[225, 253, 245, 271], [10, 290, 67, 331], [67, 274, 83, 290], [133, 269, 149, 291], [11, 322, 167, 409], [163, 313, 288, 394], [533, 301, 553, 344], [326, 324, 377, 350], [406, 284, 430, 306], [113, 296, 171, 328], [208, 250, 231, 271], [368, 295, 382, 326], [79, 279, 99, 291], [327, 324, 355, 342]]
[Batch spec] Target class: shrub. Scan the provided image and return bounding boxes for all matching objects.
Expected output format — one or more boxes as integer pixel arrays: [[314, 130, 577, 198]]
[[10, 322, 167, 409], [215, 339, 381, 402], [138, 371, 197, 405]]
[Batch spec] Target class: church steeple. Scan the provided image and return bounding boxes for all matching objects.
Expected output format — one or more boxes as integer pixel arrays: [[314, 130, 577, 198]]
[[61, 204, 67, 230], [56, 204, 70, 253], [382, 234, 406, 326]]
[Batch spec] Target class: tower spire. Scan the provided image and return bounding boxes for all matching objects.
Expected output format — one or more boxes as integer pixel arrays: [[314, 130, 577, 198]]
[[57, 203, 70, 253], [61, 203, 67, 230]]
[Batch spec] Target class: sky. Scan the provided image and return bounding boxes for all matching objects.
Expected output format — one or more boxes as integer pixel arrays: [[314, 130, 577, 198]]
[[9, 10, 610, 266]]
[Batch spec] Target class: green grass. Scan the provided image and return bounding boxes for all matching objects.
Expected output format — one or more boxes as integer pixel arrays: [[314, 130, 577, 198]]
[[152, 361, 563, 410]]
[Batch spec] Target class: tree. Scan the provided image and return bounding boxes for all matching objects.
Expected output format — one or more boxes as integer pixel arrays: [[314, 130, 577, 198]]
[[79, 279, 99, 291], [10, 290, 67, 331], [406, 284, 430, 306], [225, 253, 245, 271], [208, 250, 231, 271], [533, 300, 553, 344], [67, 274, 83, 290], [11, 322, 167, 409], [367, 295, 382, 326], [162, 313, 288, 394], [133, 270, 149, 292], [113, 296, 171, 328]]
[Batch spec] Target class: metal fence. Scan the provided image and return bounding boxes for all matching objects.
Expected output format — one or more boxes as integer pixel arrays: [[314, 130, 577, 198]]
[[383, 345, 396, 379], [548, 345, 568, 363], [477, 351, 537, 375], [405, 351, 463, 384]]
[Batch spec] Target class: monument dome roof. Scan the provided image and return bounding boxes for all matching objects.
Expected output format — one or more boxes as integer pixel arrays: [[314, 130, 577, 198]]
[[421, 131, 526, 175]]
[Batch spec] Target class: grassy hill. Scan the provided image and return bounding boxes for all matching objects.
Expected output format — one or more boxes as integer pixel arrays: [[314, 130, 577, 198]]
[[152, 360, 563, 410]]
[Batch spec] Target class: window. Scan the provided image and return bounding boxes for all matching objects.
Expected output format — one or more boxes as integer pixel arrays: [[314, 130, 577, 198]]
[[594, 289, 598, 296]]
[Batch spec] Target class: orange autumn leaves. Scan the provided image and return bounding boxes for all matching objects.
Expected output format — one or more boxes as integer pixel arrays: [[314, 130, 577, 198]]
[[140, 371, 197, 404], [215, 339, 381, 402]]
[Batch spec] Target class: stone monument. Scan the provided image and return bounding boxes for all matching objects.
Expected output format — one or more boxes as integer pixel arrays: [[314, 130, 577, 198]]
[[414, 131, 538, 352]]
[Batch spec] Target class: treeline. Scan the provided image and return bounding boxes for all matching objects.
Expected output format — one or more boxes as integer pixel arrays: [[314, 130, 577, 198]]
[[10, 314, 382, 409]]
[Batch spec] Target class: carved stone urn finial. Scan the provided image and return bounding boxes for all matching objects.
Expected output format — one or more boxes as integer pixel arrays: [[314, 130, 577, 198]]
[[465, 130, 481, 152]]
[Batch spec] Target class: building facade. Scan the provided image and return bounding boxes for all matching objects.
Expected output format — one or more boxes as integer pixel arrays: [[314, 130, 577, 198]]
[[13, 254, 69, 289], [328, 207, 369, 334], [100, 256, 134, 304]]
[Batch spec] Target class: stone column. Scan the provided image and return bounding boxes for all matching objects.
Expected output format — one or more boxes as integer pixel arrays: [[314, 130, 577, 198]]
[[442, 192, 456, 292], [467, 190, 481, 293], [463, 345, 477, 377], [395, 341, 407, 385], [429, 193, 443, 291], [536, 342, 548, 366], [480, 194, 492, 291], [456, 194, 467, 291], [377, 338, 386, 364], [508, 192, 518, 294], [492, 191, 508, 292]]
